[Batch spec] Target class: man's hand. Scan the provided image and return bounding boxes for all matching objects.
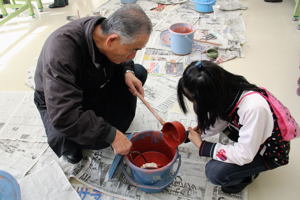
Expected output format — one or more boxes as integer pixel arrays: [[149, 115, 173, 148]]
[[111, 130, 132, 155], [124, 71, 144, 97], [187, 127, 203, 148]]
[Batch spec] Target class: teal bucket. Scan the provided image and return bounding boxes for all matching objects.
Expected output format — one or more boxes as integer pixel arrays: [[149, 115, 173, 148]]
[[123, 131, 181, 193], [169, 23, 194, 55], [193, 0, 216, 13]]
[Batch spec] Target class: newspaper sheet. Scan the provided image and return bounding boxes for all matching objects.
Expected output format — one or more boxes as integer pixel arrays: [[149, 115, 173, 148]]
[[26, 146, 60, 175], [72, 181, 124, 200], [141, 48, 189, 76], [67, 145, 247, 200], [73, 183, 108, 200], [126, 75, 180, 133], [127, 100, 164, 133], [0, 139, 48, 180], [95, 0, 175, 27], [93, 0, 246, 67], [0, 91, 46, 142], [152, 3, 200, 32], [19, 161, 81, 200], [0, 91, 27, 130], [204, 184, 248, 200], [166, 111, 198, 129], [143, 75, 179, 112]]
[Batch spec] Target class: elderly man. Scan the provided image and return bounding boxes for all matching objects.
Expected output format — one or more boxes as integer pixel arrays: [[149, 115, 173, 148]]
[[34, 5, 152, 164]]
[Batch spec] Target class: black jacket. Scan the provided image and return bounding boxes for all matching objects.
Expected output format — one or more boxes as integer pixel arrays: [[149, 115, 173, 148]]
[[34, 16, 134, 147]]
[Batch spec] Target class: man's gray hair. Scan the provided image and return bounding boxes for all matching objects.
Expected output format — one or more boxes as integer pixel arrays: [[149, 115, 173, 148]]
[[101, 4, 152, 44]]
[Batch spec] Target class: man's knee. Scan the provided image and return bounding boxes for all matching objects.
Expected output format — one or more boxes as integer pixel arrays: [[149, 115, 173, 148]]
[[133, 64, 147, 85]]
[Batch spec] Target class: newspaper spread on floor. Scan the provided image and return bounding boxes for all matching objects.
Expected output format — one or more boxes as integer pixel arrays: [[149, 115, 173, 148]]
[[0, 91, 48, 180], [0, 91, 27, 131], [0, 139, 48, 180], [94, 0, 247, 72], [66, 140, 246, 200], [20, 161, 81, 200], [0, 92, 46, 143], [25, 0, 247, 88], [4, 0, 251, 199]]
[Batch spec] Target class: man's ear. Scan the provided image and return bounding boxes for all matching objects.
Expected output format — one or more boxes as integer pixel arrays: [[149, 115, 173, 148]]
[[106, 33, 120, 48]]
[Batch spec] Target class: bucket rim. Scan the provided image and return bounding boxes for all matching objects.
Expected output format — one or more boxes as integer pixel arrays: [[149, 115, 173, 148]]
[[124, 150, 178, 172], [124, 130, 179, 172], [122, 154, 181, 192], [0, 170, 21, 200], [168, 23, 195, 35]]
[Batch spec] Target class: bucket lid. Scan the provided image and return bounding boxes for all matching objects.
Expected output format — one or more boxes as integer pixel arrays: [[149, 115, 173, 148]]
[[162, 121, 186, 149]]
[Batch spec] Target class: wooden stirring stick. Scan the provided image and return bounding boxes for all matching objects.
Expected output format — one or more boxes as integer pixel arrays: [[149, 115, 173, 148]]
[[136, 93, 165, 126]]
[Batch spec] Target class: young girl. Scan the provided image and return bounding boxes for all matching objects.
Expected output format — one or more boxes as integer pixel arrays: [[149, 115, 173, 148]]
[[177, 60, 290, 194]]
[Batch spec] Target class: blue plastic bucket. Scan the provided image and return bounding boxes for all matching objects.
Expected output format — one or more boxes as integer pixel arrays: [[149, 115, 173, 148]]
[[193, 0, 216, 13], [0, 170, 21, 200], [169, 23, 194, 55], [120, 0, 137, 3], [123, 131, 181, 192]]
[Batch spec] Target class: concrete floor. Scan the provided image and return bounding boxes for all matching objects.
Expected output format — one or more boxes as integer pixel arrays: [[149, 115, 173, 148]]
[[0, 0, 299, 199]]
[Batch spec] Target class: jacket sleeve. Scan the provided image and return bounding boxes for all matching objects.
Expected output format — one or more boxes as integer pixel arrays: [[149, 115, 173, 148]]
[[121, 60, 134, 73], [199, 94, 274, 166], [202, 118, 228, 138], [42, 35, 116, 147]]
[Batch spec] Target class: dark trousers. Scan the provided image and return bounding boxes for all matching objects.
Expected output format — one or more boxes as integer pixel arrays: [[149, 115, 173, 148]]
[[205, 154, 268, 188], [34, 64, 147, 157]]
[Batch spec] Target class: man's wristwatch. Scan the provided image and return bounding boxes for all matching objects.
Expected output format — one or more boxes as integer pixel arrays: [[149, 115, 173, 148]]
[[125, 69, 135, 75]]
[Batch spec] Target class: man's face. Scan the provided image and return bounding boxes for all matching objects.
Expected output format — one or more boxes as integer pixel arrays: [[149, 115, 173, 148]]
[[96, 32, 150, 64]]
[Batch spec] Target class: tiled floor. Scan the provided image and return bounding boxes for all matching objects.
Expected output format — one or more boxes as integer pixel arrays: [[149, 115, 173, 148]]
[[0, 0, 299, 199]]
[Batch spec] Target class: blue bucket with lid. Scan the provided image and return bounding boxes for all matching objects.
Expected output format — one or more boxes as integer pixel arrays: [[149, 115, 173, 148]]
[[123, 131, 181, 193]]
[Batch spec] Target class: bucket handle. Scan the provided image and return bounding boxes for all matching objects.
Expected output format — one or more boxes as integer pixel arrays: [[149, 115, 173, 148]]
[[122, 154, 181, 190], [128, 151, 148, 164], [128, 151, 146, 161]]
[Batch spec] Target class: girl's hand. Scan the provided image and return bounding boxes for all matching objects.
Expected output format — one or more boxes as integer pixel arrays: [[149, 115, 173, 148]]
[[188, 127, 202, 148], [192, 126, 200, 133]]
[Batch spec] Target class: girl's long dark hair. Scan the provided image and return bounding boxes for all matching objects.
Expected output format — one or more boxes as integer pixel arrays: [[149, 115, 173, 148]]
[[177, 60, 262, 132]]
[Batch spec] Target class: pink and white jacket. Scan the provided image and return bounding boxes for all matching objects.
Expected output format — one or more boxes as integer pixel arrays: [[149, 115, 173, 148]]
[[199, 91, 275, 166]]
